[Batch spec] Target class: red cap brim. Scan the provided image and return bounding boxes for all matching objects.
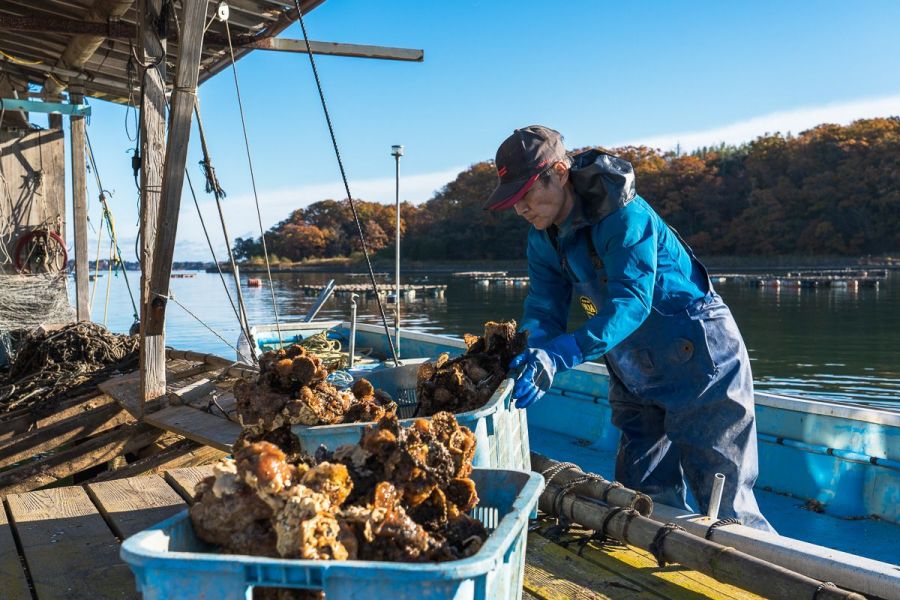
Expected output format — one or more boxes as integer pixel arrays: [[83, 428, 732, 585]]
[[486, 171, 542, 211]]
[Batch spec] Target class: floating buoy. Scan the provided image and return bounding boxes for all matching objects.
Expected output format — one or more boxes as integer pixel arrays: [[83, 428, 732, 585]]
[[247, 278, 262, 288]]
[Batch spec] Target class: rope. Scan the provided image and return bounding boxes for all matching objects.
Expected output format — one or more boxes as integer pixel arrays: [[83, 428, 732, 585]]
[[84, 127, 139, 322], [648, 522, 685, 567], [152, 291, 239, 354], [704, 517, 740, 540], [190, 97, 255, 359], [292, 0, 399, 365], [223, 17, 284, 347], [184, 167, 242, 328], [812, 582, 837, 599]]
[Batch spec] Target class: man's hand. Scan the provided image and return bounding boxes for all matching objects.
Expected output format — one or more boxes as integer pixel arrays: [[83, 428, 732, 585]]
[[508, 333, 583, 408]]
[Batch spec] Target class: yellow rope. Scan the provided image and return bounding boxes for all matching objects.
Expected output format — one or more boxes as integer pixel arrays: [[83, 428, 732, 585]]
[[298, 332, 345, 369], [0, 50, 43, 66]]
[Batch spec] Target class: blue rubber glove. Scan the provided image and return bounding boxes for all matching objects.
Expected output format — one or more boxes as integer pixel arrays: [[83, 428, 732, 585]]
[[508, 333, 584, 408]]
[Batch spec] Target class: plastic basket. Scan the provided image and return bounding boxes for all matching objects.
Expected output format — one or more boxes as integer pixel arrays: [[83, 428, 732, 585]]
[[292, 359, 530, 472], [120, 469, 544, 600]]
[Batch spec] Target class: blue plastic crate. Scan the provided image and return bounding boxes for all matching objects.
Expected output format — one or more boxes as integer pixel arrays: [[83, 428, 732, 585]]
[[292, 359, 531, 473], [121, 469, 543, 600]]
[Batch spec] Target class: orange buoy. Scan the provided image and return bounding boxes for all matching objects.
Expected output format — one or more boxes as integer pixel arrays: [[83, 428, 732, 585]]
[[247, 278, 262, 288]]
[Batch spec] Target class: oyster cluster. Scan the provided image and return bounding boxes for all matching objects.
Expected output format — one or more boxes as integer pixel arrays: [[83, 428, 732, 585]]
[[234, 344, 397, 433], [190, 412, 487, 567], [416, 320, 527, 416]]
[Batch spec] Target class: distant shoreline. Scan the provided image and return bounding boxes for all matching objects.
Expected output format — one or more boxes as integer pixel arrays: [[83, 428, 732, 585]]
[[218, 254, 899, 275]]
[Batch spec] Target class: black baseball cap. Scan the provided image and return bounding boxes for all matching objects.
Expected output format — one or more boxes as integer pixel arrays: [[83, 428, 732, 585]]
[[483, 125, 567, 210]]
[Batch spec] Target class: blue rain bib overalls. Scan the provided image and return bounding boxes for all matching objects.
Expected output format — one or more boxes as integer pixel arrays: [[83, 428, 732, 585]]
[[523, 150, 772, 531], [548, 221, 773, 531]]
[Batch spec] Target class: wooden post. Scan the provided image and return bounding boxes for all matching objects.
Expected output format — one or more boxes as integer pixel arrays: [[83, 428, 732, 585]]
[[138, 0, 167, 415], [69, 89, 89, 320], [144, 2, 209, 387]]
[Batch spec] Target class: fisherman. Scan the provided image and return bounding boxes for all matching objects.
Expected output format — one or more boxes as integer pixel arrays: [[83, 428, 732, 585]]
[[485, 125, 773, 531]]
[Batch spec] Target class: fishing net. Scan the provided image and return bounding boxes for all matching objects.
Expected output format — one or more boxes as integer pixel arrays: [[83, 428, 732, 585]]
[[0, 272, 75, 330], [0, 321, 138, 415]]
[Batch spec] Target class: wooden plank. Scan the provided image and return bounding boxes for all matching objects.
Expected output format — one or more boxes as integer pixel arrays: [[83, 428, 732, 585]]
[[164, 465, 214, 503], [144, 405, 240, 453], [5, 486, 136, 599], [143, 1, 209, 415], [570, 533, 765, 600], [0, 402, 133, 469], [524, 533, 647, 600], [0, 424, 163, 497], [167, 360, 216, 383], [70, 89, 89, 320], [138, 0, 168, 416], [0, 392, 113, 444], [174, 377, 216, 406], [100, 372, 165, 418], [245, 38, 424, 62], [85, 474, 186, 539], [88, 439, 225, 483], [0, 502, 30, 600]]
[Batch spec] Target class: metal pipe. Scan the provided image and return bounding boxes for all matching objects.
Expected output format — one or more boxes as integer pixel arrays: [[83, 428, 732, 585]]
[[542, 482, 866, 600], [651, 503, 898, 599], [391, 144, 403, 357], [531, 453, 653, 515], [707, 472, 725, 520], [348, 293, 359, 368]]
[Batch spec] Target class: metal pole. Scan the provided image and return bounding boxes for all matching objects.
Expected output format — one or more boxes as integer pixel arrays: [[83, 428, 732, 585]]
[[391, 144, 403, 358], [349, 293, 359, 368]]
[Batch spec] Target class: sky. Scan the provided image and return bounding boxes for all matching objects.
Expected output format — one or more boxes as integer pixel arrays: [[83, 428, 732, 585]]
[[46, 0, 900, 261]]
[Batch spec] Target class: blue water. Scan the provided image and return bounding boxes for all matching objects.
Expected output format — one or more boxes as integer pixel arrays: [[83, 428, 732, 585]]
[[74, 269, 900, 406]]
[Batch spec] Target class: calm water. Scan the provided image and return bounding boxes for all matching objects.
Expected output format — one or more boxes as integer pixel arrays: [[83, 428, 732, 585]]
[[76, 269, 900, 406]]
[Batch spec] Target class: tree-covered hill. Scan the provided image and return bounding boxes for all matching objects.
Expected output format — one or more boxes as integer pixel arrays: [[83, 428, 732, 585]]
[[235, 118, 900, 262]]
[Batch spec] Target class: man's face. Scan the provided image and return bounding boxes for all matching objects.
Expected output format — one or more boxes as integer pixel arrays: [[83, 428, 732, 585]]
[[513, 167, 567, 230]]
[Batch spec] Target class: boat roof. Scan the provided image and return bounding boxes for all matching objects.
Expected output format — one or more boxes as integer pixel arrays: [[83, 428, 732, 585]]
[[0, 0, 325, 104]]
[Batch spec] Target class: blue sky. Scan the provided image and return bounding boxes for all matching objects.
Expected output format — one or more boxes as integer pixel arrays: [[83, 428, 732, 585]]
[[60, 0, 900, 260]]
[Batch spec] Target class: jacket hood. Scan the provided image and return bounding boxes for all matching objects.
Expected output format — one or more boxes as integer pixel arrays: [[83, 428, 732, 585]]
[[569, 149, 636, 223]]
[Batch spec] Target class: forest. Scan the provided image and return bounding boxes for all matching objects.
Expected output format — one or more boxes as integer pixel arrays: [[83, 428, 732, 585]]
[[233, 117, 900, 262]]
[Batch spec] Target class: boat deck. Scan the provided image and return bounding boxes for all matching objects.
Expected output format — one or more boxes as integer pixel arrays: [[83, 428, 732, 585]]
[[0, 465, 764, 600], [98, 351, 900, 567]]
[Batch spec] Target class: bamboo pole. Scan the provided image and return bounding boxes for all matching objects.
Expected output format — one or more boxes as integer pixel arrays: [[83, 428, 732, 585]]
[[531, 452, 653, 515], [540, 481, 866, 600]]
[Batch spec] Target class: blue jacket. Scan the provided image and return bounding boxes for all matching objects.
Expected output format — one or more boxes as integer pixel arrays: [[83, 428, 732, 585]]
[[521, 153, 709, 361]]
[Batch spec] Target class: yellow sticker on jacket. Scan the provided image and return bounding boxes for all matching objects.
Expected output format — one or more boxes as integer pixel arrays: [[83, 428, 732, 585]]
[[579, 295, 598, 317]]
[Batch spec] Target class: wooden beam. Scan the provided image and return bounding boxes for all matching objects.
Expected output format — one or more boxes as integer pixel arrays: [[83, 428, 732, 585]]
[[244, 38, 424, 62], [85, 474, 186, 538], [144, 2, 208, 344], [43, 0, 135, 95], [0, 391, 112, 444], [0, 501, 30, 600], [5, 487, 136, 599], [0, 12, 422, 62], [0, 423, 162, 497], [0, 402, 133, 469], [138, 0, 168, 416], [70, 89, 90, 320], [86, 438, 225, 483]]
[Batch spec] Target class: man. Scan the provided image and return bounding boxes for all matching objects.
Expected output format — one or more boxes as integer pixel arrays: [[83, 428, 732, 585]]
[[484, 125, 773, 531]]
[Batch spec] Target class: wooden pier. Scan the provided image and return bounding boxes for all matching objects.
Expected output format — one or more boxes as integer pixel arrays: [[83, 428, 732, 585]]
[[0, 460, 763, 599]]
